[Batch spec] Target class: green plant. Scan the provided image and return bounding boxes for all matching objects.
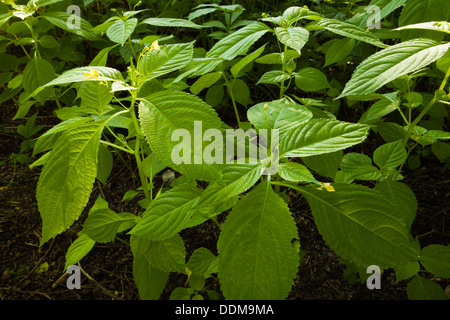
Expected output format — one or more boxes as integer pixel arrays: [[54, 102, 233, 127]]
[[5, 0, 449, 300]]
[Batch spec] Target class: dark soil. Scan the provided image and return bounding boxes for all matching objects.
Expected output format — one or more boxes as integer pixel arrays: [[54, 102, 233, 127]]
[[1, 101, 449, 301]]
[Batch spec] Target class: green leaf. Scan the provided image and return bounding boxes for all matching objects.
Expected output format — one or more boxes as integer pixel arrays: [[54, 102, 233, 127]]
[[64, 233, 95, 271], [274, 26, 309, 53], [141, 17, 205, 29], [279, 119, 370, 158], [347, 0, 407, 28], [145, 234, 186, 273], [398, 0, 450, 40], [218, 181, 299, 299], [138, 90, 226, 181], [373, 140, 407, 169], [407, 275, 446, 300], [294, 67, 330, 92], [419, 244, 450, 278], [277, 162, 318, 184], [230, 44, 266, 78], [40, 11, 100, 41], [137, 42, 194, 81], [229, 78, 250, 107], [23, 56, 55, 104], [129, 184, 202, 240], [247, 99, 312, 130], [308, 18, 387, 48], [197, 163, 264, 207], [297, 184, 419, 268], [96, 144, 113, 183], [302, 150, 343, 179], [338, 152, 381, 181], [322, 38, 355, 67], [89, 45, 119, 67], [358, 93, 399, 124], [338, 39, 450, 98], [374, 181, 417, 230], [82, 208, 136, 243], [190, 22, 271, 76], [190, 72, 222, 95], [395, 21, 450, 35], [257, 70, 290, 85], [36, 120, 107, 245], [28, 67, 123, 102], [130, 235, 169, 300], [106, 18, 138, 45], [78, 81, 113, 114], [186, 247, 218, 276]]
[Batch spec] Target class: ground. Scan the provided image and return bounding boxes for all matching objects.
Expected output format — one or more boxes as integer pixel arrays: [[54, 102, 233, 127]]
[[0, 103, 449, 301]]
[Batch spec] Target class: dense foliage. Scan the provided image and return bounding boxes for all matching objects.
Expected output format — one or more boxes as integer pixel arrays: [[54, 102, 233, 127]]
[[1, 0, 449, 300]]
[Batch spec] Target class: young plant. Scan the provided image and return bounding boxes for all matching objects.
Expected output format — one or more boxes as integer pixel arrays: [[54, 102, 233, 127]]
[[21, 3, 450, 301]]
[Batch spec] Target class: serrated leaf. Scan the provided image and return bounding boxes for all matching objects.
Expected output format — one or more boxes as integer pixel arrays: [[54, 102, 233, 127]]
[[398, 0, 450, 40], [419, 244, 450, 278], [278, 162, 318, 183], [64, 233, 95, 271], [302, 150, 343, 179], [218, 181, 299, 299], [247, 98, 312, 130], [78, 81, 113, 114], [280, 119, 370, 158], [274, 26, 309, 53], [230, 44, 266, 78], [190, 72, 222, 95], [308, 18, 387, 48], [129, 184, 202, 240], [373, 140, 407, 169], [138, 90, 226, 181], [294, 67, 330, 92], [257, 70, 290, 85], [40, 11, 100, 41], [374, 180, 417, 229], [298, 183, 419, 268], [145, 234, 186, 273], [323, 38, 355, 67], [197, 163, 264, 207], [106, 18, 138, 45], [338, 39, 450, 98], [82, 208, 136, 243], [130, 235, 169, 300], [137, 42, 194, 81], [36, 121, 108, 245], [186, 248, 218, 276], [23, 56, 55, 104], [142, 17, 205, 29], [407, 275, 446, 300]]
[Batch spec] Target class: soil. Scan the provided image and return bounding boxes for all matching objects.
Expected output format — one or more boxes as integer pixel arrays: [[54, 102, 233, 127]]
[[0, 98, 449, 302]]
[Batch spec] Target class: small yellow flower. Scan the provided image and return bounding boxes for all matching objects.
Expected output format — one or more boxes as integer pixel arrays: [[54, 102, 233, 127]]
[[83, 69, 99, 80], [318, 182, 335, 192], [263, 104, 269, 112], [149, 40, 160, 51]]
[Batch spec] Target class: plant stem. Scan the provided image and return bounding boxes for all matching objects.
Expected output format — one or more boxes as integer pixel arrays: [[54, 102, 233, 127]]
[[279, 44, 288, 99], [222, 72, 242, 128], [402, 64, 450, 146], [129, 96, 150, 200]]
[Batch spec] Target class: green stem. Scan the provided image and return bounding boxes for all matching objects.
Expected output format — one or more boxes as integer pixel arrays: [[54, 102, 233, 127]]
[[279, 45, 288, 99], [129, 95, 150, 200], [223, 72, 242, 128], [402, 64, 450, 146], [100, 140, 134, 154]]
